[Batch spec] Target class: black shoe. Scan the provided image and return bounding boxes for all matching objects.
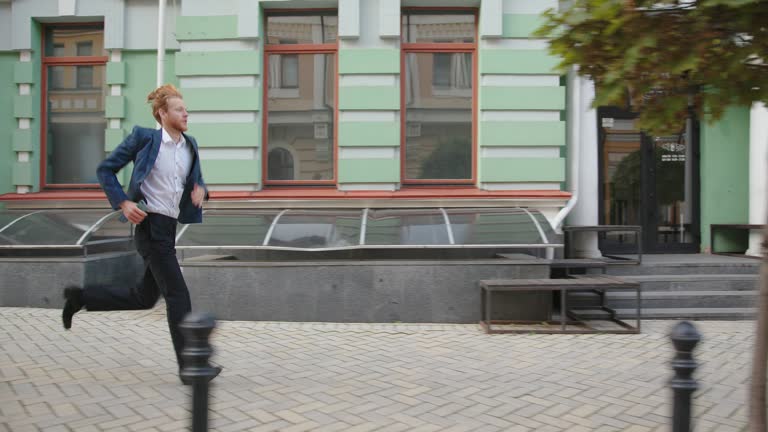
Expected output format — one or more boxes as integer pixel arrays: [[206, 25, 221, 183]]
[[62, 286, 84, 330]]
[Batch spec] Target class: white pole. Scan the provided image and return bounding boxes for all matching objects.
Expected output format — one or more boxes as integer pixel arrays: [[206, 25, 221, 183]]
[[552, 66, 581, 232], [572, 74, 601, 258], [547, 67, 582, 260], [157, 0, 167, 88], [746, 103, 768, 256]]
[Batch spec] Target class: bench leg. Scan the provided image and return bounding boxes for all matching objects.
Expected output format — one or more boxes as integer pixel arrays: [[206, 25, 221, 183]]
[[480, 287, 493, 334], [560, 288, 566, 332], [636, 287, 641, 333], [593, 289, 619, 321], [480, 288, 486, 331]]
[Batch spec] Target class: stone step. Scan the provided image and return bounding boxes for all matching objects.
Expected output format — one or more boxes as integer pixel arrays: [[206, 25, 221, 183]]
[[574, 307, 757, 320], [614, 274, 759, 291], [568, 290, 758, 309], [606, 262, 759, 276]]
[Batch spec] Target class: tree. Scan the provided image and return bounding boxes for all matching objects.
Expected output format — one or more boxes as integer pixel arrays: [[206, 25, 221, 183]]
[[537, 1, 768, 429]]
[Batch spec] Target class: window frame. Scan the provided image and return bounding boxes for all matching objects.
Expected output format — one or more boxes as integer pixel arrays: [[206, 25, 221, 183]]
[[400, 8, 478, 185], [40, 22, 108, 190], [262, 9, 339, 187]]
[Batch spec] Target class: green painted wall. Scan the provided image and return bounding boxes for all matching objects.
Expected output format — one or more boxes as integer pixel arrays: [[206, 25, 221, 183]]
[[176, 51, 261, 76], [700, 106, 750, 252], [339, 86, 399, 110], [202, 160, 260, 184], [184, 87, 261, 111], [481, 121, 565, 147], [0, 52, 15, 195], [480, 87, 565, 110], [176, 15, 239, 40], [338, 122, 399, 147], [476, 4, 566, 187], [192, 123, 260, 148], [22, 22, 42, 192], [480, 50, 559, 74], [122, 50, 179, 129], [480, 158, 565, 182], [339, 159, 399, 183], [501, 14, 546, 38], [339, 49, 399, 74]]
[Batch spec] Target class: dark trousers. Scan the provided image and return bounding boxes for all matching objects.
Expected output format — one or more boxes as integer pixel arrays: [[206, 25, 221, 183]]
[[83, 213, 191, 367]]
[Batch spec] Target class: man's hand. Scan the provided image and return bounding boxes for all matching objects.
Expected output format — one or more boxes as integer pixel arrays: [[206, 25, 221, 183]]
[[120, 200, 147, 224], [191, 183, 205, 208]]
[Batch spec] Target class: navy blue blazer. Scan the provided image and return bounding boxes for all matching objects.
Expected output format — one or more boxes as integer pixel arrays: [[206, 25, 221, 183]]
[[97, 126, 208, 224]]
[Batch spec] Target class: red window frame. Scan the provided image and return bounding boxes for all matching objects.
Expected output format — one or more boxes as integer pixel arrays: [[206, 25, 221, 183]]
[[400, 8, 479, 186], [262, 9, 339, 187], [40, 22, 108, 190]]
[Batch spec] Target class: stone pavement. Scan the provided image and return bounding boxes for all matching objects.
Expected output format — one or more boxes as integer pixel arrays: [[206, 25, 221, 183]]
[[0, 306, 753, 432]]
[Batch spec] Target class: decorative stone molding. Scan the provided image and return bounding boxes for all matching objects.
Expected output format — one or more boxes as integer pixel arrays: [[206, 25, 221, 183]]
[[13, 50, 33, 193]]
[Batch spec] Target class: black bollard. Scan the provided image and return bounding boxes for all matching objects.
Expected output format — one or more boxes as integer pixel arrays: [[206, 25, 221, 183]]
[[670, 320, 701, 432], [180, 312, 218, 432]]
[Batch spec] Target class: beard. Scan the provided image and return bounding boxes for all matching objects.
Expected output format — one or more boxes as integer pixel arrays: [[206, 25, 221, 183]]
[[168, 117, 188, 133]]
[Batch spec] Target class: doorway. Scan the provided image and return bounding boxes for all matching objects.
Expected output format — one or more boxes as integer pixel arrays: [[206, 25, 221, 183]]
[[598, 107, 700, 254]]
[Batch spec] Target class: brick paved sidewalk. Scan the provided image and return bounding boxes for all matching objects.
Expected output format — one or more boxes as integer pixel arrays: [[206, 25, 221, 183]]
[[0, 306, 753, 432]]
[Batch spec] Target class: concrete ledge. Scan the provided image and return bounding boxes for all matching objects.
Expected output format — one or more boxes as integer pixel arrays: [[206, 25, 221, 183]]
[[0, 252, 143, 308], [183, 259, 549, 323]]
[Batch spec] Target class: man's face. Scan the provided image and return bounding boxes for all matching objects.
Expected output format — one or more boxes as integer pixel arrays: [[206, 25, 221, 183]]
[[160, 97, 188, 133]]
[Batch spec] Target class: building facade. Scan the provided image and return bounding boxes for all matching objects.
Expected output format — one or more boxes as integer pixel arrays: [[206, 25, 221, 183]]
[[0, 0, 763, 256]]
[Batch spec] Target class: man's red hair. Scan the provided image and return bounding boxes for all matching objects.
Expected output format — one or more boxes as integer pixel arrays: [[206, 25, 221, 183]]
[[147, 84, 183, 123]]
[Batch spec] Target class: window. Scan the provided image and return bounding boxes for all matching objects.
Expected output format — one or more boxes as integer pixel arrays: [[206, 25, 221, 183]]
[[267, 38, 299, 91], [50, 44, 67, 89], [401, 11, 477, 183], [263, 12, 338, 184], [432, 53, 452, 87], [280, 55, 299, 88], [76, 41, 93, 56], [268, 148, 295, 180], [42, 24, 107, 187], [431, 40, 472, 93]]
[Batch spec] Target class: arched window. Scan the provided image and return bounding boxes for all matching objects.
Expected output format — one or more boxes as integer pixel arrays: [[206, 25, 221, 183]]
[[268, 148, 295, 180]]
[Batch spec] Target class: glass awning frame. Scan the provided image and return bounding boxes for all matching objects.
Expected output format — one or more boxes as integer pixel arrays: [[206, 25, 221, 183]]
[[0, 209, 126, 250], [174, 207, 562, 252], [0, 207, 562, 252]]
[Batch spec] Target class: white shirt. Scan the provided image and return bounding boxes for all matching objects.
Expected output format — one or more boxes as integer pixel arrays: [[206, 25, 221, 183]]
[[140, 128, 193, 219]]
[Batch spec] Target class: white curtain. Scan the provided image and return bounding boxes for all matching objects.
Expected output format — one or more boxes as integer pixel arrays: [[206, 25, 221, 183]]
[[451, 53, 471, 89], [268, 54, 281, 89], [406, 53, 418, 104]]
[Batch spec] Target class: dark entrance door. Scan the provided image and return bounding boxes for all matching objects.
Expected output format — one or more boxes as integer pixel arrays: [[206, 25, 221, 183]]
[[598, 107, 700, 254]]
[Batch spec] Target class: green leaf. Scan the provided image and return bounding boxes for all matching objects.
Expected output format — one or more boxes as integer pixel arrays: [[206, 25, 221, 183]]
[[540, 0, 768, 135]]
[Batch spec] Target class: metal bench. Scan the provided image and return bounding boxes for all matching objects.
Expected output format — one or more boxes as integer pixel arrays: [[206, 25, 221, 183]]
[[479, 275, 641, 334]]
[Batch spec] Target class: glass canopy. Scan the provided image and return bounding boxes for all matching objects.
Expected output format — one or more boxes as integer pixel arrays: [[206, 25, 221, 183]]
[[176, 208, 559, 251], [0, 206, 559, 251], [0, 207, 129, 248]]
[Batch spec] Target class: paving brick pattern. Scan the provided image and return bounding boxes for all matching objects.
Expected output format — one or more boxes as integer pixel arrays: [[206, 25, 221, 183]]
[[0, 306, 753, 431]]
